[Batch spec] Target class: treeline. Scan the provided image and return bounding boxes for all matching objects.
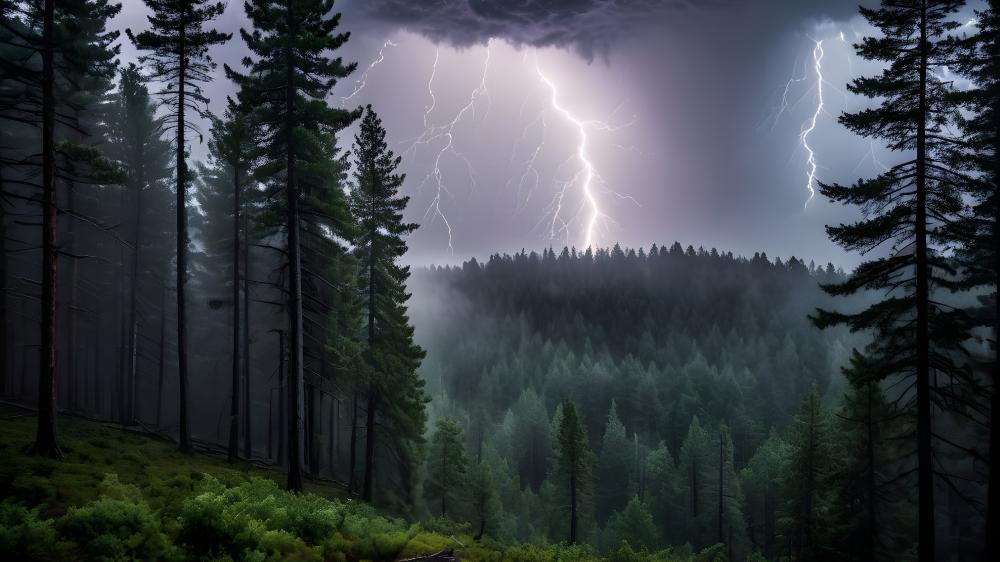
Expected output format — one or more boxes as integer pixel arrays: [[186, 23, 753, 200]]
[[407, 245, 868, 558], [0, 0, 427, 510]]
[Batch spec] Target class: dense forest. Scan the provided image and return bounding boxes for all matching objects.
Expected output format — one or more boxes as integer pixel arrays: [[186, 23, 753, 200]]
[[0, 0, 998, 561]]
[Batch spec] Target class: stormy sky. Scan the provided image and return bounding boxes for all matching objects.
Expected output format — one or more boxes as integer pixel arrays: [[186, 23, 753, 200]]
[[114, 0, 980, 268]]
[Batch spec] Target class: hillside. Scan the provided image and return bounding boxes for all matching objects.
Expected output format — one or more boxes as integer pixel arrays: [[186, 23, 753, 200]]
[[0, 406, 729, 561]]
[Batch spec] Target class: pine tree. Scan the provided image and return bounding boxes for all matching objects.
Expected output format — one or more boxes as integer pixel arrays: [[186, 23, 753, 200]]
[[740, 429, 790, 559], [227, 0, 356, 491], [468, 460, 499, 539], [194, 101, 253, 463], [104, 63, 173, 427], [349, 105, 426, 504], [811, 2, 969, 558], [0, 0, 122, 458], [425, 417, 469, 518], [128, 0, 229, 454], [596, 400, 632, 523], [678, 416, 713, 546], [829, 367, 895, 561], [555, 400, 592, 544], [605, 496, 659, 552], [780, 385, 835, 561], [948, 5, 1000, 559]]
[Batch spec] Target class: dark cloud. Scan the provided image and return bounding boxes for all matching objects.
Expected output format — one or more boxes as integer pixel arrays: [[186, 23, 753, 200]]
[[346, 0, 727, 59]]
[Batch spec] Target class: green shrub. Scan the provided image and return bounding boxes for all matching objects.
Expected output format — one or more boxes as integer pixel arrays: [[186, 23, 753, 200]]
[[0, 501, 66, 560], [55, 474, 178, 562]]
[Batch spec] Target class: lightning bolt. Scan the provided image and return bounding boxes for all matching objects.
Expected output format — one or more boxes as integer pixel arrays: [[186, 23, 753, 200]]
[[800, 39, 824, 208], [340, 39, 397, 104], [404, 41, 493, 254], [769, 56, 808, 131], [535, 60, 602, 250]]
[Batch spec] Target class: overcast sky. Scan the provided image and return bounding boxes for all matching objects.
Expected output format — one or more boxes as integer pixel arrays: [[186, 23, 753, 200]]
[[114, 0, 981, 268]]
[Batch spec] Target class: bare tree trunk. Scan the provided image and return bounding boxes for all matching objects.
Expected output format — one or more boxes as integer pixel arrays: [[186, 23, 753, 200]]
[[914, 3, 934, 560], [176, 18, 192, 454], [228, 165, 241, 462], [31, 0, 61, 458]]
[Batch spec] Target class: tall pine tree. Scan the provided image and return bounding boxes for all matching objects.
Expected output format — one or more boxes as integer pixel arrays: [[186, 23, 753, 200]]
[[128, 0, 229, 453], [228, 0, 356, 491], [350, 105, 427, 505], [811, 2, 968, 558]]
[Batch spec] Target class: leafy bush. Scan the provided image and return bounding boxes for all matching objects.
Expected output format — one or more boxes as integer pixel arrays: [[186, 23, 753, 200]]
[[0, 501, 65, 560], [55, 474, 178, 562]]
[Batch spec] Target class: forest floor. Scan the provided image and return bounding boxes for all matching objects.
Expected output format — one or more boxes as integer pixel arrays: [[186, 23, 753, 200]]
[[0, 403, 347, 517], [1, 405, 692, 561]]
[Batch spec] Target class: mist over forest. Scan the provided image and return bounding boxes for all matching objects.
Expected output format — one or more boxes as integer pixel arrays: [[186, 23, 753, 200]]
[[1, 1, 998, 561]]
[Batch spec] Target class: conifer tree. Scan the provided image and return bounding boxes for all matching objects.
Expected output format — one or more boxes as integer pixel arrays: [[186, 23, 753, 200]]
[[468, 460, 499, 539], [781, 385, 835, 560], [811, 2, 968, 558], [0, 0, 122, 457], [740, 429, 789, 559], [105, 63, 173, 426], [425, 417, 469, 518], [948, 5, 1000, 558], [829, 369, 894, 561], [349, 105, 426, 504], [128, 0, 229, 454], [228, 0, 357, 491], [596, 400, 632, 523], [555, 400, 592, 544], [194, 101, 253, 462]]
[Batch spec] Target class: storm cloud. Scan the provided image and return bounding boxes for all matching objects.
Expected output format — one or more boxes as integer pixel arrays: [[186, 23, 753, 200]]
[[344, 0, 729, 58]]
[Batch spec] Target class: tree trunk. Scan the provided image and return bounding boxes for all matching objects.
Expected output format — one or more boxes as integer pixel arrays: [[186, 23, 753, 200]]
[[156, 282, 166, 430], [285, 1, 305, 491], [31, 0, 61, 459], [242, 202, 251, 459], [176, 21, 191, 454], [349, 389, 358, 494], [66, 182, 78, 412], [984, 12, 1000, 558], [228, 165, 241, 462], [274, 329, 285, 466], [569, 459, 578, 544], [126, 151, 144, 424], [1, 167, 7, 397], [718, 432, 724, 544], [363, 387, 377, 501], [362, 206, 378, 502], [866, 383, 877, 562], [914, 3, 934, 560]]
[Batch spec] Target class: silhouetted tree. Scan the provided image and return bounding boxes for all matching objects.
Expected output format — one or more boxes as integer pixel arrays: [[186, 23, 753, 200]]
[[811, 3, 969, 559]]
